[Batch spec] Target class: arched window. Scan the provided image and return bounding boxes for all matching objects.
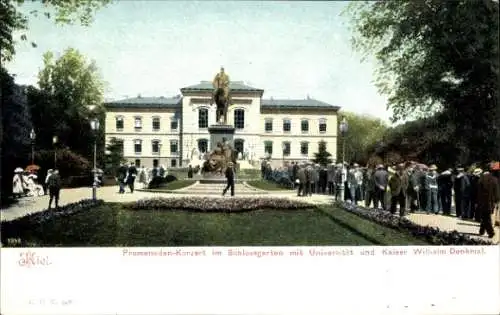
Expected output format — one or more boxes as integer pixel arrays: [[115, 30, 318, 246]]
[[198, 139, 208, 153], [234, 109, 245, 129], [134, 139, 142, 154], [115, 116, 124, 130], [198, 108, 208, 128], [319, 118, 327, 133], [234, 139, 244, 155]]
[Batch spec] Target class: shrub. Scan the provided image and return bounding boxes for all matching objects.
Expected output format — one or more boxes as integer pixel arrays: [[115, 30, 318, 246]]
[[333, 201, 493, 245], [123, 196, 311, 212], [1, 199, 104, 245], [148, 175, 177, 189], [35, 148, 91, 177]]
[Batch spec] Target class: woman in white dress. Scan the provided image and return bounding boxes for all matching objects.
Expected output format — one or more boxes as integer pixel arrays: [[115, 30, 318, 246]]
[[12, 168, 26, 197]]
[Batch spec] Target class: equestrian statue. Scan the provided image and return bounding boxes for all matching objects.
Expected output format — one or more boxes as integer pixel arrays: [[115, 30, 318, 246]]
[[211, 67, 231, 124]]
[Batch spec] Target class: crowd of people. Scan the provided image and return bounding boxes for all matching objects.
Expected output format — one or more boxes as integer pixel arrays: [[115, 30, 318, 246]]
[[264, 160, 500, 239], [12, 167, 62, 209]]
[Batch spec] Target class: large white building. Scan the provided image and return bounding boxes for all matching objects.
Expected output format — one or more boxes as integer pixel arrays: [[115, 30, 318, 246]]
[[104, 81, 341, 168]]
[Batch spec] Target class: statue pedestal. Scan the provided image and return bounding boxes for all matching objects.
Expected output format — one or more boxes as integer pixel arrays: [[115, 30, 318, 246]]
[[208, 124, 235, 150]]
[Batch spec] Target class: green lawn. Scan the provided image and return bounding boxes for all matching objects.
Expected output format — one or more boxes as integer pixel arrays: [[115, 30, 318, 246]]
[[3, 204, 430, 246], [246, 180, 292, 191]]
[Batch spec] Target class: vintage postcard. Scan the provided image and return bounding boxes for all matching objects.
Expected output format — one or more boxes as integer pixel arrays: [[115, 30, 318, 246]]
[[1, 1, 499, 314]]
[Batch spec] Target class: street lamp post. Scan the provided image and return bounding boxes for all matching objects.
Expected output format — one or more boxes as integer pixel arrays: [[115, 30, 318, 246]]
[[339, 117, 349, 199], [282, 143, 286, 166], [339, 117, 349, 164], [158, 143, 162, 167], [52, 136, 58, 168], [30, 129, 36, 165], [90, 118, 100, 200]]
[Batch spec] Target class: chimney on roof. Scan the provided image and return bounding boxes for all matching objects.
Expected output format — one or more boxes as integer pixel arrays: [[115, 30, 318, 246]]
[[270, 96, 274, 100], [306, 94, 310, 100], [137, 94, 142, 98]]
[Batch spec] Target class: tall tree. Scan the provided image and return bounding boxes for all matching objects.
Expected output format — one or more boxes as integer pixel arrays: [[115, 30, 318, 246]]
[[104, 137, 125, 176], [346, 0, 499, 163], [36, 48, 106, 163], [1, 66, 33, 200], [313, 140, 333, 166], [336, 111, 388, 164], [0, 0, 111, 62]]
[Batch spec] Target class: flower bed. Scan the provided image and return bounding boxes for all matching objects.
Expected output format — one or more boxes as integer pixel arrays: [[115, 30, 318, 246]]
[[1, 199, 104, 245], [124, 196, 311, 212], [334, 201, 493, 245]]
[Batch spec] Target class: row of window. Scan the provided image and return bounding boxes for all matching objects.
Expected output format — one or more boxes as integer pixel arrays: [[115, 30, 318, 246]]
[[264, 118, 327, 133], [115, 110, 327, 133], [198, 108, 245, 129], [115, 139, 320, 157], [133, 159, 177, 168], [115, 116, 178, 131], [113, 139, 179, 155], [264, 141, 317, 156]]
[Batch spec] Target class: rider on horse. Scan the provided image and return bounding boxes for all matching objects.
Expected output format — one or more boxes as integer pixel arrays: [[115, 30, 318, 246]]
[[212, 67, 230, 103]]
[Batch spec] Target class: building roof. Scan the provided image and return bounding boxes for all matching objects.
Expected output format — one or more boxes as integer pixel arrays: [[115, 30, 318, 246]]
[[181, 81, 264, 92], [261, 98, 340, 110], [104, 95, 182, 108]]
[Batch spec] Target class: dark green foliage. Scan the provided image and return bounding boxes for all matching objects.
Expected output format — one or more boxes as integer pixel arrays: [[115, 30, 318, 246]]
[[347, 0, 499, 165], [335, 112, 387, 165], [104, 137, 125, 176], [313, 140, 333, 166], [1, 66, 33, 201]]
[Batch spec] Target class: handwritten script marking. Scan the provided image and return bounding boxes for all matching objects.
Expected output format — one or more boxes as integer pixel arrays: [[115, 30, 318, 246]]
[[18, 251, 52, 267]]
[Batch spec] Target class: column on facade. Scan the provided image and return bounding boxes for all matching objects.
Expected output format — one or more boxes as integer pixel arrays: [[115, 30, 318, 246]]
[[209, 104, 217, 126]]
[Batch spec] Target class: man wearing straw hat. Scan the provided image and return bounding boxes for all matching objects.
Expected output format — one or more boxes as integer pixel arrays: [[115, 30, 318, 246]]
[[222, 162, 235, 196]]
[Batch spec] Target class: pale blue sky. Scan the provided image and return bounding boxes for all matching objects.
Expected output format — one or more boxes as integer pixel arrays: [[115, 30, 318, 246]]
[[6, 1, 391, 121]]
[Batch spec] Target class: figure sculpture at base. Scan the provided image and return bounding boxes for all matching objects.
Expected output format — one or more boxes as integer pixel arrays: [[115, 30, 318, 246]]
[[202, 141, 237, 176]]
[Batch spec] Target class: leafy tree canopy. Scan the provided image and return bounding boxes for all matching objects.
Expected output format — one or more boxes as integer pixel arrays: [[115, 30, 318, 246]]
[[34, 47, 106, 161], [0, 0, 111, 62], [345, 0, 499, 162], [336, 111, 388, 164]]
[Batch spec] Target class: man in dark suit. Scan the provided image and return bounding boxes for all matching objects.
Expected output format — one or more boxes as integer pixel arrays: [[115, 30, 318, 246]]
[[476, 164, 500, 238], [438, 169, 453, 215], [116, 162, 128, 194], [222, 162, 235, 196], [373, 164, 388, 210], [47, 169, 61, 210], [127, 162, 138, 193]]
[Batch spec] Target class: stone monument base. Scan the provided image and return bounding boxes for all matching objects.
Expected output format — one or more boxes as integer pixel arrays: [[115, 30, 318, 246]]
[[208, 124, 235, 150]]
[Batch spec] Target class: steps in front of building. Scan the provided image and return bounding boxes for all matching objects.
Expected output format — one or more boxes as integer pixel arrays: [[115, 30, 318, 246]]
[[168, 182, 268, 195]]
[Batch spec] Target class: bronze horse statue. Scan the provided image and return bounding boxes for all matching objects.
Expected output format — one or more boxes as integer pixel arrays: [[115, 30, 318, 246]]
[[213, 87, 229, 124]]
